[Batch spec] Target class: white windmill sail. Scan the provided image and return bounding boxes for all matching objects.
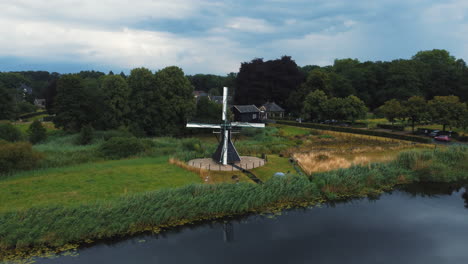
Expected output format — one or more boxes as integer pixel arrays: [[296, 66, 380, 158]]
[[186, 86, 265, 165]]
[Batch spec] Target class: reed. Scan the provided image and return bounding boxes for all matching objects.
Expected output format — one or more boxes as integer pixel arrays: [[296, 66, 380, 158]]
[[1, 146, 466, 259]]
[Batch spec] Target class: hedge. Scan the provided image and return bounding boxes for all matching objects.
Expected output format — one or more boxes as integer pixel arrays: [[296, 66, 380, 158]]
[[276, 120, 432, 144], [18, 111, 48, 120], [377, 124, 406, 131]]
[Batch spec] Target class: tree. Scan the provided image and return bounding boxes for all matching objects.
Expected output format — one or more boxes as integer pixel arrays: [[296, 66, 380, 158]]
[[403, 96, 430, 132], [0, 83, 15, 120], [301, 69, 332, 95], [128, 67, 157, 136], [321, 97, 346, 121], [153, 66, 196, 136], [44, 79, 58, 114], [98, 75, 131, 130], [302, 90, 328, 121], [342, 95, 367, 123], [428, 95, 467, 131], [53, 74, 96, 132], [27, 120, 47, 144], [377, 99, 405, 125], [236, 56, 304, 108], [194, 96, 222, 122]]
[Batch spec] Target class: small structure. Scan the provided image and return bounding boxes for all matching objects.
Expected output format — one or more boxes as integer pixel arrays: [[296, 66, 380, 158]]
[[259, 102, 285, 120], [21, 84, 33, 95], [193, 90, 209, 102], [231, 105, 261, 123], [34, 99, 46, 108]]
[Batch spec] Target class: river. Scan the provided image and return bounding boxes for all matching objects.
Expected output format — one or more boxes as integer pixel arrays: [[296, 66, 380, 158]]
[[29, 184, 468, 264]]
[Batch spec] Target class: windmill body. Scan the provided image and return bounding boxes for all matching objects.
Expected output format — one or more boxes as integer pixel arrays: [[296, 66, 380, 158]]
[[187, 87, 265, 165]]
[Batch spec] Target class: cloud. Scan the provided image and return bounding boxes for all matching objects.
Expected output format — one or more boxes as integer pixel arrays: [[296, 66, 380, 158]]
[[225, 17, 275, 33], [1, 0, 468, 74], [0, 0, 211, 24], [0, 17, 244, 74]]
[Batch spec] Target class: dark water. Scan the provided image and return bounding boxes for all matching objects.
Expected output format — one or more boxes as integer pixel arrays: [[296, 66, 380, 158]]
[[34, 184, 468, 264]]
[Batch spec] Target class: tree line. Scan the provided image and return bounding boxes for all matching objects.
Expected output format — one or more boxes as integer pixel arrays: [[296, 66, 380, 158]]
[[378, 95, 468, 132], [234, 49, 468, 115], [51, 67, 195, 136], [2, 48, 468, 135]]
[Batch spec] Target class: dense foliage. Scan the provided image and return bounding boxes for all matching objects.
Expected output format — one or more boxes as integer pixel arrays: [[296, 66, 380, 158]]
[[0, 123, 22, 142], [0, 141, 43, 175], [98, 137, 148, 159], [27, 120, 47, 144]]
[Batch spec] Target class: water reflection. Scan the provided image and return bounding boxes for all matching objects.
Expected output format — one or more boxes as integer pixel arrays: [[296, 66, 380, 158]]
[[223, 222, 234, 242], [31, 184, 468, 264]]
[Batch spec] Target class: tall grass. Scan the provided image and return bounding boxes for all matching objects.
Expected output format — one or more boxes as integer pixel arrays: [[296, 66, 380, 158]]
[[1, 146, 466, 258]]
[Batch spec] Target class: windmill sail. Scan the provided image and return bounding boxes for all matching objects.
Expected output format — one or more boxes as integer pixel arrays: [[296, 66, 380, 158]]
[[186, 86, 264, 165]]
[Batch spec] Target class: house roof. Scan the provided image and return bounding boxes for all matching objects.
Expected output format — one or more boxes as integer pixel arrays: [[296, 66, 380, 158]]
[[261, 102, 284, 112], [232, 105, 260, 113], [211, 96, 232, 104], [193, 90, 208, 97]]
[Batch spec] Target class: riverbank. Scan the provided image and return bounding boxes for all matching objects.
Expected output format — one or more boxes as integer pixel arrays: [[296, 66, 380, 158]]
[[1, 146, 467, 262]]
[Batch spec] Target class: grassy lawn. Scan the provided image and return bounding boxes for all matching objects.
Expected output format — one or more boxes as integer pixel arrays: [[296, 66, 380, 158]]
[[251, 155, 296, 182], [271, 123, 312, 136], [0, 156, 201, 212], [12, 121, 57, 134]]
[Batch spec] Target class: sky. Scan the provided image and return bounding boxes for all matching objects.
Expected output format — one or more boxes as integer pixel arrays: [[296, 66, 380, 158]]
[[1, 0, 468, 75]]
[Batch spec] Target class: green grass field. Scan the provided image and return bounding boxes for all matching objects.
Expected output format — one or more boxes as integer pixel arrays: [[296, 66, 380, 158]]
[[0, 156, 201, 212], [251, 155, 296, 182]]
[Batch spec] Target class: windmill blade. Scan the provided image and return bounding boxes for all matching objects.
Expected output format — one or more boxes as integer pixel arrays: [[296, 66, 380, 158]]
[[231, 122, 265, 128], [187, 123, 222, 129]]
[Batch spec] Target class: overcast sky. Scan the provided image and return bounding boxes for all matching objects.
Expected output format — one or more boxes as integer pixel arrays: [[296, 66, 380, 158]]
[[1, 0, 467, 74]]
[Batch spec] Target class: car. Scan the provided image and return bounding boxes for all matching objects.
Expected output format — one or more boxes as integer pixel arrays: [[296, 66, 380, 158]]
[[429, 130, 440, 137], [434, 135, 451, 142]]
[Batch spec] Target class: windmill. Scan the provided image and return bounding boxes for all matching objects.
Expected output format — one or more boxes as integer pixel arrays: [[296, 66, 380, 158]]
[[187, 87, 265, 165]]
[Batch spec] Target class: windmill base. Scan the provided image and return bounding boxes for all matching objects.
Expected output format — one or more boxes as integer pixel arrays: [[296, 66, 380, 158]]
[[187, 156, 266, 171]]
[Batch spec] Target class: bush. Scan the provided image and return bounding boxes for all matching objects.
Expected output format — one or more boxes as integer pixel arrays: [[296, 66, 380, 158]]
[[27, 120, 47, 144], [93, 129, 133, 141], [377, 123, 406, 131], [98, 137, 147, 159], [0, 141, 43, 175], [0, 123, 22, 142], [76, 125, 94, 145]]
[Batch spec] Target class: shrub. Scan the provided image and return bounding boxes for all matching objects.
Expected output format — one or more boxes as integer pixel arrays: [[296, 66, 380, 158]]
[[377, 124, 406, 131], [27, 120, 47, 144], [93, 129, 133, 141], [76, 125, 94, 145], [98, 137, 147, 159], [0, 123, 22, 142], [0, 141, 43, 175]]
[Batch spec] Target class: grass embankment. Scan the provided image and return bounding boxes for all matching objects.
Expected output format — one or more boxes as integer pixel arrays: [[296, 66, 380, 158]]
[[0, 156, 201, 212], [1, 146, 466, 261]]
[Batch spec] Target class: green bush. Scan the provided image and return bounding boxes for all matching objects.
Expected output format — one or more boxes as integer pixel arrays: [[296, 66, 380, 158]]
[[377, 123, 406, 131], [76, 125, 94, 145], [0, 123, 22, 142], [98, 137, 147, 159], [93, 129, 134, 141], [0, 141, 43, 175], [27, 120, 47, 144]]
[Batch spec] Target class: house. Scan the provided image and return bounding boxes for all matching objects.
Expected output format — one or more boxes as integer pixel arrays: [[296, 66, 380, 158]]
[[259, 102, 285, 120], [193, 90, 209, 102], [34, 99, 46, 108], [20, 84, 33, 95], [231, 105, 261, 123]]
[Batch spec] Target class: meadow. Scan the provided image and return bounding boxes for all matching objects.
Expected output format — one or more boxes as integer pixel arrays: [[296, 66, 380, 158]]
[[2, 122, 466, 261]]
